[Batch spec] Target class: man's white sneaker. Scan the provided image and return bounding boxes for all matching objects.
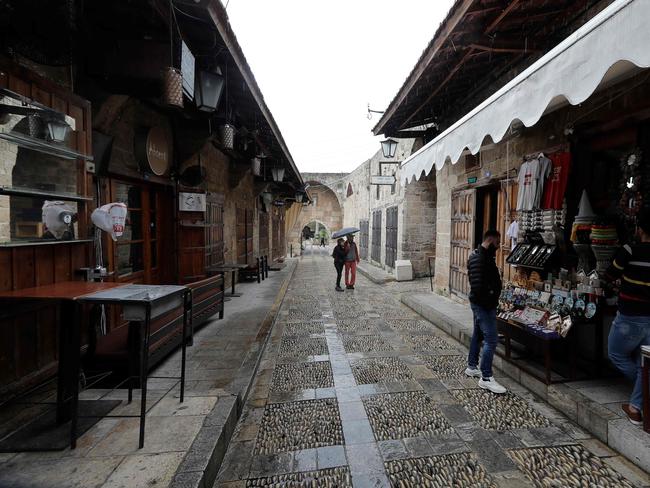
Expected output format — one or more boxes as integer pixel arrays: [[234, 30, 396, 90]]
[[478, 377, 507, 394], [465, 367, 482, 378]]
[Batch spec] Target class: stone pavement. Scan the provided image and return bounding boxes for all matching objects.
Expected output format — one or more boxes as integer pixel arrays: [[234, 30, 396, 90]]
[[214, 253, 649, 488], [0, 260, 296, 488], [401, 291, 650, 474]]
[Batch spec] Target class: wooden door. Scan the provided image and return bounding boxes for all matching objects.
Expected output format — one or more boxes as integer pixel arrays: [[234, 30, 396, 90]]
[[371, 210, 382, 262], [497, 180, 519, 282], [110, 179, 168, 284], [236, 207, 248, 265], [205, 194, 224, 272], [450, 189, 475, 298], [385, 206, 398, 268], [359, 220, 369, 260]]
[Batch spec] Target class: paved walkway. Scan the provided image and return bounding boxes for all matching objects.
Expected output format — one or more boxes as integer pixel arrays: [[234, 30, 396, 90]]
[[215, 253, 649, 488], [0, 261, 296, 488]]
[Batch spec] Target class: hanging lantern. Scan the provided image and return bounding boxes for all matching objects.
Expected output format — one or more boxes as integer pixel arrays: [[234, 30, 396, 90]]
[[271, 166, 285, 182], [195, 69, 225, 112], [162, 67, 183, 108], [295, 192, 304, 203], [219, 124, 235, 149], [380, 138, 398, 158], [46, 119, 71, 143]]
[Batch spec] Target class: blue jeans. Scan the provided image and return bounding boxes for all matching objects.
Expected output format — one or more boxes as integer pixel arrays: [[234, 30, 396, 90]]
[[608, 312, 650, 410], [468, 303, 498, 379]]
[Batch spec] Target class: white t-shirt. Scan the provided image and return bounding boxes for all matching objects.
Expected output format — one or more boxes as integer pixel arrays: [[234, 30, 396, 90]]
[[506, 220, 519, 250], [516, 155, 551, 210]]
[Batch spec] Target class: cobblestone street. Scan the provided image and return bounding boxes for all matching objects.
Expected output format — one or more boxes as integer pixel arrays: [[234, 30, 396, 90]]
[[215, 251, 649, 488]]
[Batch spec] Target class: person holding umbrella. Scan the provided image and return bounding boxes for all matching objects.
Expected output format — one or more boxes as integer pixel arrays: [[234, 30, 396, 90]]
[[343, 233, 360, 289]]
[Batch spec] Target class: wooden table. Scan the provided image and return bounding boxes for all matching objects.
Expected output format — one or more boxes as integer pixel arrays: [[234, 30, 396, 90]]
[[0, 281, 124, 447], [496, 317, 575, 385], [210, 264, 250, 297]]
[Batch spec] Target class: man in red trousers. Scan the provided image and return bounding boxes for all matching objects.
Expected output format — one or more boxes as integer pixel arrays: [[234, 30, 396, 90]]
[[343, 234, 360, 289]]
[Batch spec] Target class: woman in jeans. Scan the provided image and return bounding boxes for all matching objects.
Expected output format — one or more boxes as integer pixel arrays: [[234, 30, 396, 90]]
[[606, 209, 650, 425], [331, 238, 346, 292]]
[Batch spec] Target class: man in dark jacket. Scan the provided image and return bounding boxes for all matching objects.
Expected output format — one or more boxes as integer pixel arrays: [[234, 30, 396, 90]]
[[465, 230, 506, 394]]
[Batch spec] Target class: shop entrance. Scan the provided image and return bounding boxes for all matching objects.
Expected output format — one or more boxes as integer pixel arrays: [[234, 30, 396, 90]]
[[474, 184, 500, 246], [109, 179, 173, 284]]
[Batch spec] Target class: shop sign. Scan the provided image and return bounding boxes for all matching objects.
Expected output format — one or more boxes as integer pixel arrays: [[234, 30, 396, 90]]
[[181, 42, 195, 99], [370, 175, 395, 185], [467, 176, 478, 184], [179, 192, 206, 212], [136, 126, 171, 176]]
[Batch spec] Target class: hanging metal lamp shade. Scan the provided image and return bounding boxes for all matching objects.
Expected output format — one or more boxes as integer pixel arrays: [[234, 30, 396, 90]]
[[163, 67, 183, 108], [270, 166, 285, 182]]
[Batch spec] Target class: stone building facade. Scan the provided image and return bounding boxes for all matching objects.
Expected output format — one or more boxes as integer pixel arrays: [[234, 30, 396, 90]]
[[299, 139, 437, 278]]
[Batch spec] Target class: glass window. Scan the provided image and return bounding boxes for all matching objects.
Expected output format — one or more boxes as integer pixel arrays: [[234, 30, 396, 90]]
[[1, 195, 79, 244], [117, 242, 144, 276]]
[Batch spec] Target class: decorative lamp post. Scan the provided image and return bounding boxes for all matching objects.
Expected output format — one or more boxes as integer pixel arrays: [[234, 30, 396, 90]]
[[380, 138, 398, 158], [271, 166, 285, 182], [195, 69, 225, 112]]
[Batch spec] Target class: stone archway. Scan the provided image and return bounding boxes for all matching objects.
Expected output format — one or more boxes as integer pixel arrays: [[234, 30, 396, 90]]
[[289, 180, 343, 255]]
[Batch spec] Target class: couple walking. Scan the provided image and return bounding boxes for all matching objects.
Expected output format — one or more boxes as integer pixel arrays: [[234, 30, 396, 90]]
[[332, 234, 360, 291]]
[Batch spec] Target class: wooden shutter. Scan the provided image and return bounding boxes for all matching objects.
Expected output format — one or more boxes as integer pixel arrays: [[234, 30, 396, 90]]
[[359, 220, 369, 260], [371, 210, 382, 263], [385, 206, 398, 268], [450, 189, 475, 298]]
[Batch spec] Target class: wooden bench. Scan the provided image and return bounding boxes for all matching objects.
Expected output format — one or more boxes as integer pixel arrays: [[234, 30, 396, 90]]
[[87, 274, 224, 374]]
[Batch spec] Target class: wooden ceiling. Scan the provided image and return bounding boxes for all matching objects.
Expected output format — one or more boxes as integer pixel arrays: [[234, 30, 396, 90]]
[[373, 0, 611, 138]]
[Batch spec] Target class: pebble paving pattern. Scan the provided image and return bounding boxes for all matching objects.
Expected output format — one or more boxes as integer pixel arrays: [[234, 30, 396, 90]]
[[283, 321, 325, 335], [384, 452, 497, 488], [452, 389, 550, 430], [254, 399, 343, 455], [270, 361, 334, 392], [363, 391, 454, 441], [403, 334, 455, 351], [287, 308, 323, 321], [245, 467, 353, 487], [341, 335, 393, 353], [508, 445, 635, 488], [385, 319, 431, 332], [351, 357, 414, 385], [419, 355, 468, 379], [335, 318, 377, 334], [279, 337, 328, 359], [333, 306, 367, 318]]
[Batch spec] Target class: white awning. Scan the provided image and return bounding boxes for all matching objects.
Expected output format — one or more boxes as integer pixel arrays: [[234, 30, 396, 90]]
[[400, 0, 650, 185]]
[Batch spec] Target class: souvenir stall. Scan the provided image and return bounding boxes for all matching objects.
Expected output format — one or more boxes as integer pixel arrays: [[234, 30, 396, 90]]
[[495, 144, 649, 384]]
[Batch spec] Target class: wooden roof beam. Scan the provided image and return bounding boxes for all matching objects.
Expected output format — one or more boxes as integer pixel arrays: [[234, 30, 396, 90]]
[[398, 47, 476, 131], [484, 0, 523, 34]]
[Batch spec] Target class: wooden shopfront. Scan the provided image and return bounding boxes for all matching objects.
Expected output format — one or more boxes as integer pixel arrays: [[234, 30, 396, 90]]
[[0, 59, 94, 399]]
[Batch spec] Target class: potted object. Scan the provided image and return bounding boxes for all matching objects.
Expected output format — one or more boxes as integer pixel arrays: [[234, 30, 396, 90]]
[[163, 67, 183, 108], [219, 123, 235, 149]]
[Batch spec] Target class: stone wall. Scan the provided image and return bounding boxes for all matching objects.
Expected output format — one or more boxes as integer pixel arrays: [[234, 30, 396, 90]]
[[403, 172, 436, 277]]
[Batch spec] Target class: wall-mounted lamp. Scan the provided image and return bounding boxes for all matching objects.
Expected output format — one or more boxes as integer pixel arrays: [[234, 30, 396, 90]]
[[380, 138, 398, 158], [195, 68, 225, 112], [271, 166, 285, 182]]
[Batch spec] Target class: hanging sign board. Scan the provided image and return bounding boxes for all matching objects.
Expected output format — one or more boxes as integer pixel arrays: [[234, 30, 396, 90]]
[[371, 175, 396, 185], [179, 192, 206, 212], [467, 176, 478, 184], [181, 42, 195, 99]]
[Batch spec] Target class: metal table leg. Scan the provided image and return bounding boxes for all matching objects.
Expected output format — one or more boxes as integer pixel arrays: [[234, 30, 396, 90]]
[[643, 355, 649, 433]]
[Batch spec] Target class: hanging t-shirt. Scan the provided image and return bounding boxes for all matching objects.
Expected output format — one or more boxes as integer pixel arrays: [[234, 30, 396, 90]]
[[535, 154, 552, 208], [516, 159, 539, 211], [506, 220, 519, 250], [542, 152, 571, 210]]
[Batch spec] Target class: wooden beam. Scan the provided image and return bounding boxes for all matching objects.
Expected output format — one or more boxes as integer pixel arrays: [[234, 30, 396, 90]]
[[469, 43, 539, 54], [371, 0, 476, 135], [399, 48, 476, 131], [484, 0, 523, 34]]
